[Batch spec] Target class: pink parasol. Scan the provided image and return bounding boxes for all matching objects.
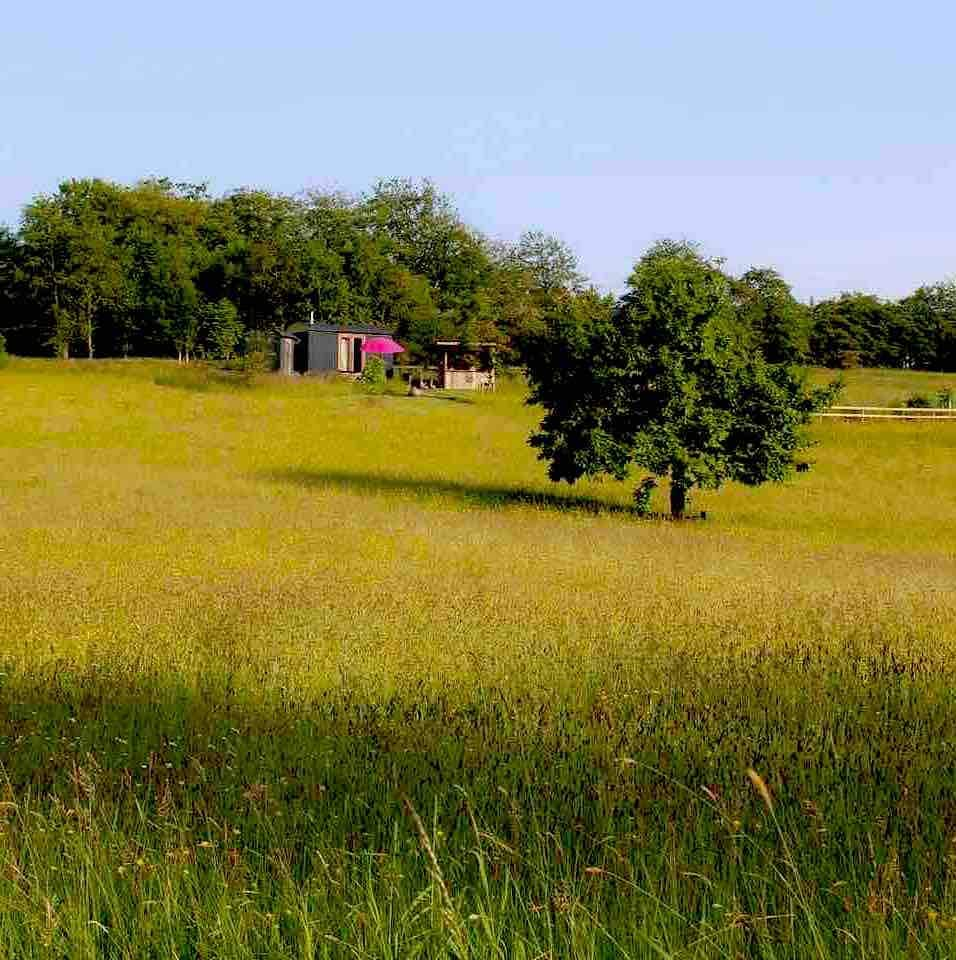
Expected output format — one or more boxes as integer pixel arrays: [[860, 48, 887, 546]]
[[361, 336, 405, 355]]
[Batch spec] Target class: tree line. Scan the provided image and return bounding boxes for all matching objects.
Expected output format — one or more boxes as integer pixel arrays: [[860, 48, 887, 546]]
[[0, 178, 568, 365], [1, 176, 955, 371]]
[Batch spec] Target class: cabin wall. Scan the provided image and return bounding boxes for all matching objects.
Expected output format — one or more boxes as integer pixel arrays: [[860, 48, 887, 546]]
[[308, 331, 339, 372], [295, 327, 396, 374]]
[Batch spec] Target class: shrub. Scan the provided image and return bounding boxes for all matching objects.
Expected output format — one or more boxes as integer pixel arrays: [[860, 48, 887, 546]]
[[632, 477, 657, 516], [241, 330, 275, 374], [0, 332, 8, 368], [358, 355, 386, 394], [905, 392, 932, 409]]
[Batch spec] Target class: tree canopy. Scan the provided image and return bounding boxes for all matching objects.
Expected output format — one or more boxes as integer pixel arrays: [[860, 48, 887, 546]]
[[1, 176, 955, 373], [524, 241, 838, 518], [733, 267, 810, 364], [0, 178, 577, 363]]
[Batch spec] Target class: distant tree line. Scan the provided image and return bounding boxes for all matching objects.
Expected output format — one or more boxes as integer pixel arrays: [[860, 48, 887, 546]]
[[0, 177, 572, 364], [730, 268, 956, 371], [1, 176, 955, 370]]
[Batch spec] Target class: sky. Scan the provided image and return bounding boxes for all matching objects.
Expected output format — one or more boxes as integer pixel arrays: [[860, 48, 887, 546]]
[[2, 0, 955, 301]]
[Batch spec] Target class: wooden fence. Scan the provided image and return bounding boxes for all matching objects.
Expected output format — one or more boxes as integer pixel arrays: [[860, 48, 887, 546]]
[[815, 405, 956, 421]]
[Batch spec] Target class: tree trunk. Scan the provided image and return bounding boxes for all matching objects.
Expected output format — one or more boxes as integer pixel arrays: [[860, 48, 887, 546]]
[[60, 342, 69, 360], [669, 465, 688, 519]]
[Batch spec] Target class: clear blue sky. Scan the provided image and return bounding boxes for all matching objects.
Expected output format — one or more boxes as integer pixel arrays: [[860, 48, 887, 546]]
[[3, 0, 954, 301]]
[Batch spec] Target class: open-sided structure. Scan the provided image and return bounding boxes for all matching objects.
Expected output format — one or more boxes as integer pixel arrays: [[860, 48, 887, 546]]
[[436, 340, 497, 391]]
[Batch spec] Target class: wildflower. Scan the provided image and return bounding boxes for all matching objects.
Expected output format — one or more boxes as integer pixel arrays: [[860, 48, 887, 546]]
[[747, 769, 773, 811]]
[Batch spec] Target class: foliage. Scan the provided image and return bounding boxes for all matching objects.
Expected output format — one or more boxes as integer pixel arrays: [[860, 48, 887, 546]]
[[7, 177, 956, 373], [631, 475, 656, 515], [734, 266, 810, 363], [241, 329, 275, 373], [202, 298, 243, 361], [525, 241, 838, 517], [2, 361, 956, 956], [809, 293, 908, 369], [896, 281, 956, 370], [357, 353, 386, 393], [4, 177, 571, 365], [905, 392, 933, 408], [510, 229, 586, 294], [0, 331, 7, 368]]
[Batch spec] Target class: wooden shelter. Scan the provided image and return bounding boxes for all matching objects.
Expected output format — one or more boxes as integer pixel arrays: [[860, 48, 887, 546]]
[[435, 340, 497, 391]]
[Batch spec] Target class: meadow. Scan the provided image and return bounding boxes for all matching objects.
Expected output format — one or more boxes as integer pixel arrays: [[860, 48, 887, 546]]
[[2, 358, 956, 958]]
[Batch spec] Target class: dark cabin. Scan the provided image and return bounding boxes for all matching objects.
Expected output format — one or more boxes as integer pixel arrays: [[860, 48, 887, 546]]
[[281, 322, 394, 376]]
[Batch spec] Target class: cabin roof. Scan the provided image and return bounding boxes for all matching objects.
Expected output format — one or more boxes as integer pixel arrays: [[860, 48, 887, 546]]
[[286, 322, 393, 336]]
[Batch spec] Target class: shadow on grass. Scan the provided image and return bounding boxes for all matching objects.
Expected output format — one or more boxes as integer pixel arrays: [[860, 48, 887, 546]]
[[415, 391, 477, 405], [261, 467, 641, 518]]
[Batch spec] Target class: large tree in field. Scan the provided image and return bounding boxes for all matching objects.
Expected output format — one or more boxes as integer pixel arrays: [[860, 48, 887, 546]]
[[524, 241, 836, 518]]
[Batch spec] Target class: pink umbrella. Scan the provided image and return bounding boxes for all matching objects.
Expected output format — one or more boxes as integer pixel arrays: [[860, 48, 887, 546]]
[[361, 336, 405, 355]]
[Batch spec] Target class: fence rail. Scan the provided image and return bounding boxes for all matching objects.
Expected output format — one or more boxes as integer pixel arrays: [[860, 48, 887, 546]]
[[815, 405, 956, 421]]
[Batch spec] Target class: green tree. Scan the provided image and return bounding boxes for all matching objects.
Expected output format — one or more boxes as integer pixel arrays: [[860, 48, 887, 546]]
[[734, 267, 810, 363], [301, 191, 375, 325], [202, 298, 243, 361], [362, 179, 502, 352], [18, 194, 73, 357], [373, 265, 439, 356], [897, 282, 956, 370], [0, 227, 25, 354], [18, 179, 133, 358], [511, 230, 585, 295], [168, 279, 202, 363], [120, 179, 211, 359], [808, 293, 900, 368], [364, 178, 462, 282], [203, 190, 314, 334], [484, 258, 545, 364], [524, 241, 836, 518], [65, 212, 130, 358]]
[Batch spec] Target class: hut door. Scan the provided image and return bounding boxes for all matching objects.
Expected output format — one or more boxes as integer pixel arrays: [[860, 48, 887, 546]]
[[338, 336, 350, 372], [353, 337, 364, 372], [293, 336, 309, 374]]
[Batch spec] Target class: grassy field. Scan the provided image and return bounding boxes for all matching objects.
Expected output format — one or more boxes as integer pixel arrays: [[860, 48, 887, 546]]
[[2, 358, 956, 958]]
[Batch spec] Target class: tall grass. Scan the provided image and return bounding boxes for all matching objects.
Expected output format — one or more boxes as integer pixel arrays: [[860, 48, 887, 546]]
[[1, 358, 956, 956]]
